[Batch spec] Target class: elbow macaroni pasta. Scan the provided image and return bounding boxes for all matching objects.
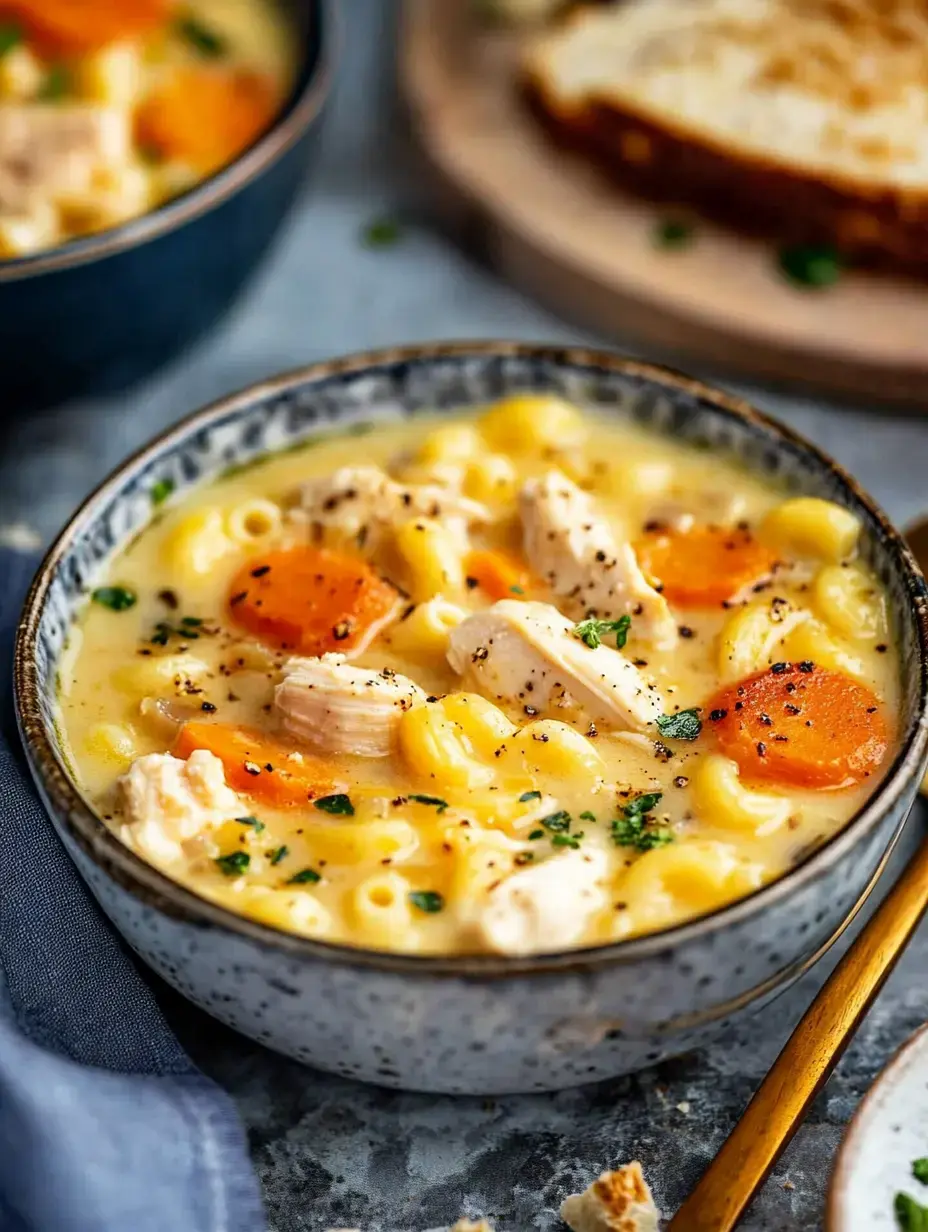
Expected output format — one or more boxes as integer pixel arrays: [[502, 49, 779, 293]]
[[58, 397, 900, 955]]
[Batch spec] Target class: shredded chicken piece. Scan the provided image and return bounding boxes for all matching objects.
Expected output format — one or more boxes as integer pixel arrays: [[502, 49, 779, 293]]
[[275, 654, 425, 758], [447, 600, 665, 732], [520, 471, 677, 649], [119, 750, 243, 866], [0, 104, 130, 214], [467, 847, 609, 955], [560, 1163, 660, 1232], [293, 465, 490, 552]]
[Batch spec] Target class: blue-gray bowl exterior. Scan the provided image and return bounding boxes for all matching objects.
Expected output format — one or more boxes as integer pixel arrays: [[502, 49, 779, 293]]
[[0, 0, 328, 413], [15, 343, 928, 1094]]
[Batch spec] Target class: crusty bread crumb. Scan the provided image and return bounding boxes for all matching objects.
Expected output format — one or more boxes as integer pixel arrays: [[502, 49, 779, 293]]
[[450, 1221, 494, 1232], [560, 1161, 660, 1232], [525, 0, 928, 269]]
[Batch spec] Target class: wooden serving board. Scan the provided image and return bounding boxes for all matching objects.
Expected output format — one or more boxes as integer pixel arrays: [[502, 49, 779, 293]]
[[399, 0, 928, 405]]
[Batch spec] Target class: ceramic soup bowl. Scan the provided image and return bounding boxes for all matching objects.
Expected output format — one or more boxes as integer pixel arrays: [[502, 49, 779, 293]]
[[0, 0, 331, 413], [15, 343, 928, 1094]]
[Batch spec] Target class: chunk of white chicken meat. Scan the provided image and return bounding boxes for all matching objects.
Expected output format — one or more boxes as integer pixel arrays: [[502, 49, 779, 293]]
[[292, 465, 491, 553], [119, 749, 243, 867], [0, 104, 131, 214], [447, 600, 665, 732], [275, 653, 425, 758], [467, 846, 609, 955], [560, 1162, 660, 1232], [520, 470, 678, 649]]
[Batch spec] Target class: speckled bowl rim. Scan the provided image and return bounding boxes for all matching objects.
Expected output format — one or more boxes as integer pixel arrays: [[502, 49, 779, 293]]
[[14, 341, 928, 977], [826, 1021, 928, 1230], [0, 0, 334, 284]]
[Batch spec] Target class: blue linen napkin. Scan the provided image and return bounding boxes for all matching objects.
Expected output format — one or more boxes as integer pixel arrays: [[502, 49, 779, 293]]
[[0, 549, 266, 1232]]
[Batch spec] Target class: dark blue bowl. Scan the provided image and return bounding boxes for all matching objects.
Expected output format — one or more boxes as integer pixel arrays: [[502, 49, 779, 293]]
[[0, 0, 331, 413]]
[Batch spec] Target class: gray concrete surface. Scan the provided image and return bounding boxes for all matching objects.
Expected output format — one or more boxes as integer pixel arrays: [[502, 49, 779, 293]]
[[4, 3, 928, 1227]]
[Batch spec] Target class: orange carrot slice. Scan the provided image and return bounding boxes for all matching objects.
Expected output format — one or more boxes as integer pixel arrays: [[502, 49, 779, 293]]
[[465, 549, 533, 602], [228, 545, 401, 657], [636, 524, 779, 608], [7, 0, 170, 53], [136, 67, 278, 176], [706, 664, 888, 789], [174, 722, 338, 808]]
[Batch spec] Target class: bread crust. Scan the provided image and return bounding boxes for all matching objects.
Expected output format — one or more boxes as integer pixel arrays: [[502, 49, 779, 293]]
[[525, 52, 928, 272]]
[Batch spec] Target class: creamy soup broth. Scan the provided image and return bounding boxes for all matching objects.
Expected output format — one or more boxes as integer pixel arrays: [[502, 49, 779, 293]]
[[58, 396, 898, 955]]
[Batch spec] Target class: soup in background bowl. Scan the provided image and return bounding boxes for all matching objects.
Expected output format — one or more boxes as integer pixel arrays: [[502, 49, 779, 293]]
[[0, 0, 329, 412], [0, 0, 296, 257], [16, 344, 928, 1093]]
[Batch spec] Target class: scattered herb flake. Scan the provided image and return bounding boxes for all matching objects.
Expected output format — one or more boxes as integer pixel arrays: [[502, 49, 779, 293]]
[[655, 708, 702, 741], [579, 810, 597, 822], [92, 586, 137, 612], [611, 791, 672, 851], [313, 793, 355, 816], [895, 1191, 928, 1231], [268, 845, 289, 866], [778, 244, 843, 289], [151, 477, 175, 506], [180, 615, 203, 627], [409, 890, 444, 914], [573, 615, 632, 650], [914, 1160, 928, 1186], [539, 810, 572, 833], [519, 790, 542, 803], [509, 585, 525, 594], [528, 829, 545, 840], [287, 867, 321, 885], [175, 13, 227, 57], [654, 218, 695, 249], [0, 24, 22, 57], [215, 851, 250, 876], [552, 833, 583, 849], [361, 217, 402, 249], [408, 793, 449, 813], [39, 64, 70, 101], [235, 815, 265, 833]]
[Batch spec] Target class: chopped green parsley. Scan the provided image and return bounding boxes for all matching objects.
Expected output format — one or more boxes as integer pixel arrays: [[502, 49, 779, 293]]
[[653, 218, 695, 250], [361, 217, 402, 249], [528, 829, 545, 840], [235, 815, 265, 833], [268, 845, 289, 865], [914, 1160, 928, 1186], [408, 793, 449, 813], [655, 708, 702, 741], [313, 793, 354, 816], [150, 477, 175, 506], [778, 244, 843, 289], [287, 868, 321, 885], [573, 615, 632, 650], [538, 810, 572, 833], [92, 586, 137, 612], [39, 65, 70, 101], [519, 790, 542, 803], [0, 24, 22, 58], [215, 851, 250, 876], [611, 791, 673, 851], [409, 890, 444, 914], [175, 13, 227, 57], [895, 1191, 928, 1231]]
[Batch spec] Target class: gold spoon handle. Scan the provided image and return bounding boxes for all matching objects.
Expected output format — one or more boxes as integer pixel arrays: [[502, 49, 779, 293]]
[[668, 837, 928, 1232]]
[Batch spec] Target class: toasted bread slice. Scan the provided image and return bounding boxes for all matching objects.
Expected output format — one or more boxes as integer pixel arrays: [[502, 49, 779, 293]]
[[525, 0, 928, 269]]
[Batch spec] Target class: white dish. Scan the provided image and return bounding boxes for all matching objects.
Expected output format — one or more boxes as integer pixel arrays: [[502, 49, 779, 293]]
[[829, 1023, 928, 1230]]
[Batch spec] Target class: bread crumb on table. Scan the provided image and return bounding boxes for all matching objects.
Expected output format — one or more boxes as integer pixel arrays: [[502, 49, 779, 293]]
[[560, 1161, 660, 1232]]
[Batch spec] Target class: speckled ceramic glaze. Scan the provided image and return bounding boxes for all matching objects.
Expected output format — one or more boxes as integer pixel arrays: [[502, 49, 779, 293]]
[[827, 1024, 928, 1231], [0, 0, 331, 413], [15, 343, 928, 1094]]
